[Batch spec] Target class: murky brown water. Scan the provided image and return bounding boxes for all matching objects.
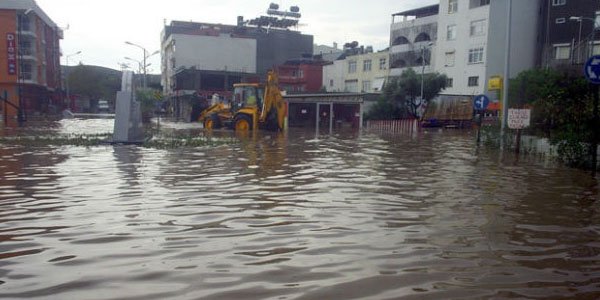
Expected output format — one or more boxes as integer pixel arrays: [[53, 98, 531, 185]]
[[0, 118, 599, 299]]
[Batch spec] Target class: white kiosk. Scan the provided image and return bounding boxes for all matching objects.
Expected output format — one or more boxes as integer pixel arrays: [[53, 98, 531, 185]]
[[113, 71, 144, 143]]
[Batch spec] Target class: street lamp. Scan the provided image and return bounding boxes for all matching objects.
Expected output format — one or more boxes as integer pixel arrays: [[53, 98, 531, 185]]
[[125, 41, 158, 88], [569, 16, 599, 61], [420, 41, 434, 116], [65, 50, 82, 108]]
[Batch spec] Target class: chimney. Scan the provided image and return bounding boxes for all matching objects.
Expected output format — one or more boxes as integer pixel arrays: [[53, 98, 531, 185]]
[[333, 42, 338, 49], [237, 16, 244, 27]]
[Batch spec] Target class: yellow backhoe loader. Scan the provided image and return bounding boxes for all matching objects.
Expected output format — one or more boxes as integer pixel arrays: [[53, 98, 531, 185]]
[[200, 71, 286, 131]]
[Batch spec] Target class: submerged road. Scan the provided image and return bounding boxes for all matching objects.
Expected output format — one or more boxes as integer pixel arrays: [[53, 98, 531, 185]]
[[0, 118, 599, 299]]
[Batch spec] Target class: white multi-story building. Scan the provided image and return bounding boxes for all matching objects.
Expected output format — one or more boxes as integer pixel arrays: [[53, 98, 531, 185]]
[[391, 0, 542, 102], [434, 0, 490, 97], [389, 5, 438, 78], [322, 49, 389, 93]]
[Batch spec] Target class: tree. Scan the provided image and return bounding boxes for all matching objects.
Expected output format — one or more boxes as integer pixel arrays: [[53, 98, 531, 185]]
[[367, 68, 447, 119], [68, 65, 121, 103]]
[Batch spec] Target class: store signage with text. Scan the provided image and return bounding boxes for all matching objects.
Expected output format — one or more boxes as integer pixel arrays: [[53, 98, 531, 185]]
[[7, 33, 17, 75]]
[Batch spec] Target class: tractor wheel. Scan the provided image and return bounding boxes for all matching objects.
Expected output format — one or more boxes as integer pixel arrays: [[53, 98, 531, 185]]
[[204, 113, 222, 129], [234, 114, 253, 131]]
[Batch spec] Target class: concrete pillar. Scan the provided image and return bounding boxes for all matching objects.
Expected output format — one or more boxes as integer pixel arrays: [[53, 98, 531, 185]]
[[315, 103, 320, 133], [329, 103, 333, 134], [359, 103, 364, 130]]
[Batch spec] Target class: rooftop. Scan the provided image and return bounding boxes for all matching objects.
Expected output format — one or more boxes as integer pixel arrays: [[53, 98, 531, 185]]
[[392, 4, 439, 18]]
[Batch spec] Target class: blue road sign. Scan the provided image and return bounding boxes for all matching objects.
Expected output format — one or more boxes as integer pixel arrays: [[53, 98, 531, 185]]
[[473, 94, 490, 110], [584, 55, 600, 84]]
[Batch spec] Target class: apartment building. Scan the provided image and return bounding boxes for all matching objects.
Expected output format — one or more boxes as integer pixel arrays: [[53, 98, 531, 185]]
[[0, 0, 62, 120], [323, 48, 389, 93], [434, 0, 490, 96], [391, 0, 541, 103], [277, 58, 328, 93], [389, 5, 438, 78]]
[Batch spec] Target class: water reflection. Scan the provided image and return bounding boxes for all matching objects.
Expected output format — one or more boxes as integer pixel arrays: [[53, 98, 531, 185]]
[[0, 119, 598, 299]]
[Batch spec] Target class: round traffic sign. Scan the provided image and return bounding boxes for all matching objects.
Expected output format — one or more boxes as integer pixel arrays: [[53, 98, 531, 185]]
[[584, 55, 600, 85], [473, 94, 490, 110]]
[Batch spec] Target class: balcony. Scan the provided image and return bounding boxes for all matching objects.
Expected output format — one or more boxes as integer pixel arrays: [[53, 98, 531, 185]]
[[389, 65, 434, 77]]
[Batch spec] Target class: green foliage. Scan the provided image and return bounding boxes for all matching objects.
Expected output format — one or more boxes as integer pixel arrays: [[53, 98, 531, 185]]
[[136, 88, 159, 112], [68, 65, 121, 102], [367, 68, 447, 120], [508, 68, 592, 140], [506, 68, 595, 168]]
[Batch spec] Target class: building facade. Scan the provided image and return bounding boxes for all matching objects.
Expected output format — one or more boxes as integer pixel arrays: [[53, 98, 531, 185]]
[[277, 58, 326, 93], [539, 0, 600, 68], [389, 5, 438, 78], [0, 0, 62, 121], [323, 48, 389, 93], [434, 0, 490, 97], [391, 0, 542, 104], [161, 19, 313, 120]]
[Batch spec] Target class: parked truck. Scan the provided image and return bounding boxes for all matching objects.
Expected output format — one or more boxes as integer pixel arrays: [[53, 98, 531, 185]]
[[199, 71, 286, 131]]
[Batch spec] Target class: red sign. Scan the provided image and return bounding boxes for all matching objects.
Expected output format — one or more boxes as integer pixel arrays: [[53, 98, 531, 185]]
[[7, 33, 17, 75]]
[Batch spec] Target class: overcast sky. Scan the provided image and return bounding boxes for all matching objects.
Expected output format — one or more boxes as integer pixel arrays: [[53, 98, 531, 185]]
[[35, 0, 437, 74]]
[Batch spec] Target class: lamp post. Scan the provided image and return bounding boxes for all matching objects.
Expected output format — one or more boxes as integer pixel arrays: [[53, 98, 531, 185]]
[[65, 50, 82, 108], [125, 41, 158, 88], [569, 16, 599, 61], [124, 57, 142, 74], [420, 42, 434, 117]]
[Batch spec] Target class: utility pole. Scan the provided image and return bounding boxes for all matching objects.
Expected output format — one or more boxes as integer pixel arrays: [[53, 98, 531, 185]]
[[500, 0, 513, 150]]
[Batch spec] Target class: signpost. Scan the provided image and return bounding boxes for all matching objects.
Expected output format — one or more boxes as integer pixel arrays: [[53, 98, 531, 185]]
[[507, 109, 531, 129], [584, 55, 600, 176], [474, 94, 490, 145]]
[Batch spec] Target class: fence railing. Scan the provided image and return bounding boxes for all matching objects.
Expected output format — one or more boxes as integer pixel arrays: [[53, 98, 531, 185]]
[[366, 119, 419, 135]]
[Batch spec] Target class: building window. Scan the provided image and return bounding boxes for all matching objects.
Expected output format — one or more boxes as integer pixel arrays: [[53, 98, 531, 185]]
[[553, 44, 571, 59], [448, 0, 458, 14], [362, 80, 371, 92], [446, 78, 454, 88], [470, 0, 490, 8], [468, 47, 484, 64], [348, 61, 357, 73], [470, 20, 486, 36], [329, 79, 334, 87], [345, 80, 358, 93], [445, 51, 456, 66], [21, 62, 33, 80], [555, 18, 566, 24], [292, 69, 304, 78], [447, 24, 457, 40], [379, 58, 387, 70], [363, 59, 372, 72], [552, 0, 566, 6], [468, 76, 479, 87]]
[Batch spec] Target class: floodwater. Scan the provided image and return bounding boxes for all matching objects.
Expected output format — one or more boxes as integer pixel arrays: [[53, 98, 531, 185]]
[[0, 118, 599, 300]]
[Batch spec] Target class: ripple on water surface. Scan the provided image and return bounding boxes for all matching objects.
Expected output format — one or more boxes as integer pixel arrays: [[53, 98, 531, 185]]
[[0, 120, 599, 299]]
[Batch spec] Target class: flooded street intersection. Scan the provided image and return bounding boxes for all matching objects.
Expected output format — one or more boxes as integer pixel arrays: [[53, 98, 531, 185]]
[[0, 119, 599, 299]]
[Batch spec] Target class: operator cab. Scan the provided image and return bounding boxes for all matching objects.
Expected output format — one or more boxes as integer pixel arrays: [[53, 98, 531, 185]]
[[232, 84, 264, 112]]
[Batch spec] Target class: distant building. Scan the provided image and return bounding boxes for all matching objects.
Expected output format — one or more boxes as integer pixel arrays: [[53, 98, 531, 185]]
[[322, 46, 389, 93], [160, 18, 313, 120], [276, 57, 328, 93], [0, 0, 62, 120], [313, 43, 344, 62]]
